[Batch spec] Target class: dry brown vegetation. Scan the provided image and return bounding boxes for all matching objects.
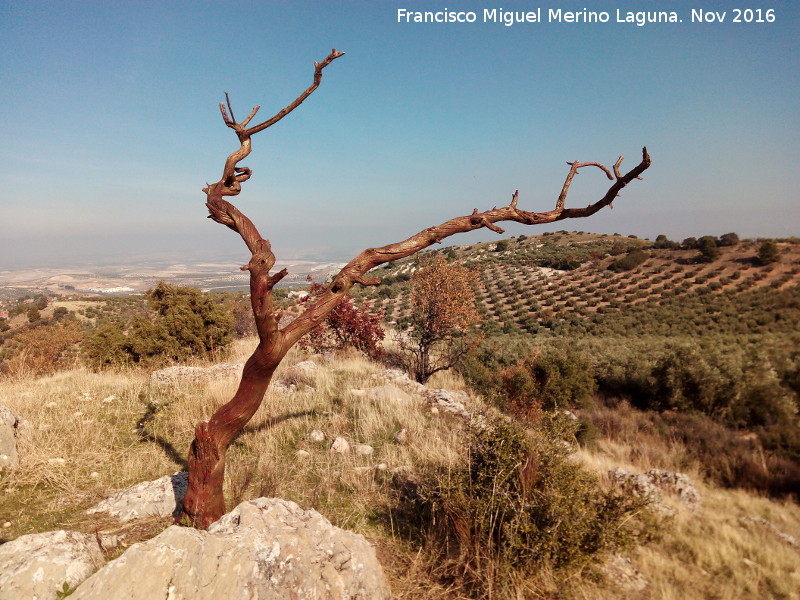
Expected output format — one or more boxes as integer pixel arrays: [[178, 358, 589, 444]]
[[2, 335, 799, 598]]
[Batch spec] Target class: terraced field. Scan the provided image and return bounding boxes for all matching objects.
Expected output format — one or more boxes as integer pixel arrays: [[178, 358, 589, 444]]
[[354, 232, 800, 335]]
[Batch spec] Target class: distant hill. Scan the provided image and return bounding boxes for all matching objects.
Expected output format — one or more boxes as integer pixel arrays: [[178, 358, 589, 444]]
[[354, 231, 800, 336]]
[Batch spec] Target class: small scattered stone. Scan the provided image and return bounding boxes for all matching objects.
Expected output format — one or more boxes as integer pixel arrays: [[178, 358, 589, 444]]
[[354, 444, 374, 456], [394, 429, 408, 445], [90, 472, 101, 479], [430, 406, 439, 415], [292, 360, 318, 374], [45, 402, 58, 409], [48, 457, 66, 465], [330, 437, 351, 454], [308, 429, 326, 442], [2, 521, 10, 528], [296, 450, 311, 459], [375, 463, 388, 471]]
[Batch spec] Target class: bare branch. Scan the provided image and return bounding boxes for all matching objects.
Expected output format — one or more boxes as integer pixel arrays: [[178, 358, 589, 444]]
[[282, 147, 651, 348], [245, 49, 345, 136], [184, 47, 652, 528]]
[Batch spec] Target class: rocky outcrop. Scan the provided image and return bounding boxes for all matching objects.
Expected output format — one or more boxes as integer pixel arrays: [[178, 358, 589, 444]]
[[740, 516, 800, 550], [72, 497, 390, 600], [375, 368, 473, 419], [86, 472, 188, 522], [0, 406, 28, 470], [0, 530, 105, 600], [608, 468, 701, 514]]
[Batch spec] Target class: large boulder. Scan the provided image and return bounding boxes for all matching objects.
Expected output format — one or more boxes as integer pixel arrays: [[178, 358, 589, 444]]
[[86, 472, 188, 522], [0, 530, 104, 600], [72, 497, 390, 599], [0, 406, 28, 470]]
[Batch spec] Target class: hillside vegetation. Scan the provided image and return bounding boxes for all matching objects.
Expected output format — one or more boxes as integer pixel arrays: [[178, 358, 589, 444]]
[[1, 231, 799, 598]]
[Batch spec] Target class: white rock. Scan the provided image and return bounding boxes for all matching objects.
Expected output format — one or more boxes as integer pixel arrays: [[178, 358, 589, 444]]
[[354, 444, 374, 456], [364, 384, 413, 404], [71, 498, 391, 600], [86, 472, 188, 522], [0, 530, 104, 600], [296, 450, 311, 459], [150, 363, 244, 385], [309, 429, 326, 442], [330, 437, 351, 454], [394, 429, 408, 445], [292, 360, 318, 374]]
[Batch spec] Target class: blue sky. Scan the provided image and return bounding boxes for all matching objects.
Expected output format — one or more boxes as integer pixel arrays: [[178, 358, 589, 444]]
[[1, 1, 798, 268]]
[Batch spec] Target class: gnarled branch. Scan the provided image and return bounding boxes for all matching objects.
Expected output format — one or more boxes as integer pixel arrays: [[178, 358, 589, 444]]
[[182, 49, 652, 528]]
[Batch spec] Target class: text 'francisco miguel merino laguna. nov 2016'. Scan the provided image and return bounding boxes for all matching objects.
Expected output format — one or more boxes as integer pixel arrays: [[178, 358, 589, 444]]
[[396, 8, 778, 27]]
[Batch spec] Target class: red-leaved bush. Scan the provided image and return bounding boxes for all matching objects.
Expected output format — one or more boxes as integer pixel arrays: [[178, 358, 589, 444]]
[[299, 282, 385, 358]]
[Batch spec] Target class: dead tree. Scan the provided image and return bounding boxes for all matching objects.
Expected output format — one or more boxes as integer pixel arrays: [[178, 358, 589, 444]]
[[182, 49, 652, 528]]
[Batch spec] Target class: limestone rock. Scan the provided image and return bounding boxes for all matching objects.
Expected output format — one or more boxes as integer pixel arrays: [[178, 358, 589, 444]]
[[394, 429, 408, 445], [0, 406, 28, 470], [331, 437, 351, 454], [740, 516, 800, 550], [72, 498, 390, 600], [375, 368, 474, 420], [150, 363, 243, 385], [354, 444, 374, 456], [292, 360, 318, 374], [0, 530, 104, 600], [309, 429, 326, 442], [608, 468, 700, 515], [364, 384, 413, 404], [601, 553, 648, 593], [87, 472, 188, 522]]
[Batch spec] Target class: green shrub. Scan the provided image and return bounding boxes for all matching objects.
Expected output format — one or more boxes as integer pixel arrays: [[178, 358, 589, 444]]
[[758, 239, 781, 265], [698, 236, 720, 262], [609, 250, 648, 272], [399, 415, 655, 596], [83, 281, 233, 367]]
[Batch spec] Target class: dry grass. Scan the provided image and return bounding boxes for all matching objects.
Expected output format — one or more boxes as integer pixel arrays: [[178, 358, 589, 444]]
[[1, 340, 799, 598], [574, 428, 800, 600]]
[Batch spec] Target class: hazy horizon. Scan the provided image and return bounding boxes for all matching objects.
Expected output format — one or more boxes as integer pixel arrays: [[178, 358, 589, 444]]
[[2, 2, 798, 271]]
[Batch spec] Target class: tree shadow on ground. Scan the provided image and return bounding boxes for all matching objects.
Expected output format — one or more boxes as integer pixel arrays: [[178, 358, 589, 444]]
[[136, 402, 188, 470], [136, 402, 319, 467]]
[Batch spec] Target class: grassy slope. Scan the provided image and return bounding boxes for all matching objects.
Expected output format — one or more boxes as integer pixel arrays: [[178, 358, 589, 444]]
[[1, 338, 799, 599]]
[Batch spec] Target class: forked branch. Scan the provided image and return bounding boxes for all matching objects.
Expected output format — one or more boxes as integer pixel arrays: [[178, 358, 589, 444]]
[[182, 49, 652, 528]]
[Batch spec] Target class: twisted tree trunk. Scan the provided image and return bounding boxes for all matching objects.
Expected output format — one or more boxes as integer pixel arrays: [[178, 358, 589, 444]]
[[181, 49, 652, 528]]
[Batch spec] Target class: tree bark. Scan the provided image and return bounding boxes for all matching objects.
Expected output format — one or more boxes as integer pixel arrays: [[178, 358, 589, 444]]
[[181, 49, 652, 528]]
